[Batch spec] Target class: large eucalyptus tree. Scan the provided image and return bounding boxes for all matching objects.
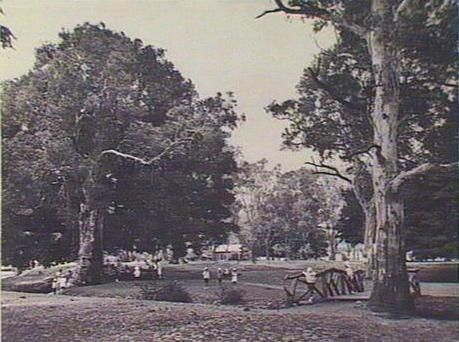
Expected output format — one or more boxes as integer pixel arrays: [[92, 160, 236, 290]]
[[260, 0, 457, 313]]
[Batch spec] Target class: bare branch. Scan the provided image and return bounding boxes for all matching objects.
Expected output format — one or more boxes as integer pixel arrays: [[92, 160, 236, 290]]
[[271, 0, 330, 17], [348, 144, 381, 158], [394, 0, 422, 22], [255, 7, 283, 19], [304, 161, 352, 183], [389, 162, 458, 191], [257, 0, 368, 37], [100, 134, 196, 166], [398, 156, 418, 165], [443, 82, 459, 88], [312, 171, 352, 183]]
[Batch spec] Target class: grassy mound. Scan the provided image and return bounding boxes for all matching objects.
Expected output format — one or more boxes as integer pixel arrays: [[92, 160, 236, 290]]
[[2, 263, 75, 293], [139, 281, 192, 303], [218, 286, 245, 305]]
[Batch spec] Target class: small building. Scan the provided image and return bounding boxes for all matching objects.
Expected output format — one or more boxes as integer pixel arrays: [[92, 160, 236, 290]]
[[213, 244, 251, 261], [336, 241, 366, 261], [325, 241, 367, 261]]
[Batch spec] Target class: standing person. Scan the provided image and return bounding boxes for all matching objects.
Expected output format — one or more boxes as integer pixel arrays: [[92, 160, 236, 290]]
[[65, 270, 73, 289], [134, 265, 141, 279], [231, 268, 238, 284], [202, 267, 211, 285], [58, 270, 67, 294], [344, 261, 355, 293], [303, 267, 323, 303], [303, 267, 317, 284], [115, 259, 123, 282], [217, 267, 224, 285], [156, 260, 163, 279], [344, 262, 354, 278], [51, 271, 60, 295]]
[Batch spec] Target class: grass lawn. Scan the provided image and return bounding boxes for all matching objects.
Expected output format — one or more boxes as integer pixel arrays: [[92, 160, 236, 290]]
[[3, 260, 458, 315]]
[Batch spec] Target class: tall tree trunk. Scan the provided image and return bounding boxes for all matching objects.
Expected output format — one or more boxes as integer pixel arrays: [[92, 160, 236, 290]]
[[367, 0, 413, 314], [328, 232, 336, 261], [351, 170, 376, 277], [72, 171, 105, 285], [363, 204, 376, 277], [249, 241, 257, 263]]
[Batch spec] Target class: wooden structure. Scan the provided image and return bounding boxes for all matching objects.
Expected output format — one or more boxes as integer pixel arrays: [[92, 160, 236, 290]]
[[283, 268, 366, 305], [283, 267, 421, 304]]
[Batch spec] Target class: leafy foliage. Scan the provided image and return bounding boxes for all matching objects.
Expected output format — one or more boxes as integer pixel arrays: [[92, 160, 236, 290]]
[[0, 5, 15, 49], [336, 169, 458, 258], [2, 23, 241, 267], [403, 169, 458, 259], [335, 190, 365, 246], [233, 162, 341, 259]]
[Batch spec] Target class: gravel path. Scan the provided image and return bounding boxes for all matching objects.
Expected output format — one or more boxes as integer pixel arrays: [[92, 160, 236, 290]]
[[2, 291, 458, 342]]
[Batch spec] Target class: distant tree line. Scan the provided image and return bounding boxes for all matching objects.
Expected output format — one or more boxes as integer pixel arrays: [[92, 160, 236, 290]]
[[233, 160, 343, 260]]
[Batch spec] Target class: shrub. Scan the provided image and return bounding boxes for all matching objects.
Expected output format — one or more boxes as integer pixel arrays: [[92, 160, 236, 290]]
[[139, 281, 192, 303], [218, 286, 244, 305]]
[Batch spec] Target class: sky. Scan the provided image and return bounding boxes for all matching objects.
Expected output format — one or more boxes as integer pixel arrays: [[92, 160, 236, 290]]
[[0, 0, 336, 171]]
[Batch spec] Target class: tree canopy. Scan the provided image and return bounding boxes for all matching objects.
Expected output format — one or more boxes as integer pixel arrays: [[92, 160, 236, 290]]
[[2, 23, 242, 275]]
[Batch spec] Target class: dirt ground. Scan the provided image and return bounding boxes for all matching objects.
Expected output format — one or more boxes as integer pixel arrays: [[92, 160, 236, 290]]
[[2, 261, 458, 341], [2, 291, 458, 342]]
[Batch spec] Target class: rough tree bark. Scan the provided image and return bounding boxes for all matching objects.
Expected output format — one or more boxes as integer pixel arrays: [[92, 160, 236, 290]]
[[363, 204, 377, 277], [351, 176, 376, 277], [367, 0, 413, 314], [327, 230, 337, 261], [72, 169, 105, 285]]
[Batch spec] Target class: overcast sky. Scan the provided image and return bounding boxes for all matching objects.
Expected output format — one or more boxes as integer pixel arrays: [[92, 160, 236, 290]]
[[0, 0, 336, 171]]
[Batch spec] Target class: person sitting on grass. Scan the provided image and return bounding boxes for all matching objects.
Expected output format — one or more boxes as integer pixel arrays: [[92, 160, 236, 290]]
[[202, 267, 211, 285]]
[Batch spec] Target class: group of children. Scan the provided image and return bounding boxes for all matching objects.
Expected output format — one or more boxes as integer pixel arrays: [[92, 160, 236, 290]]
[[202, 267, 239, 285], [133, 259, 163, 280], [51, 269, 73, 294]]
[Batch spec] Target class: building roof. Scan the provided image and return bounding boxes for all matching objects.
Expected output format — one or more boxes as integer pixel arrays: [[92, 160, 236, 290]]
[[214, 244, 243, 253]]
